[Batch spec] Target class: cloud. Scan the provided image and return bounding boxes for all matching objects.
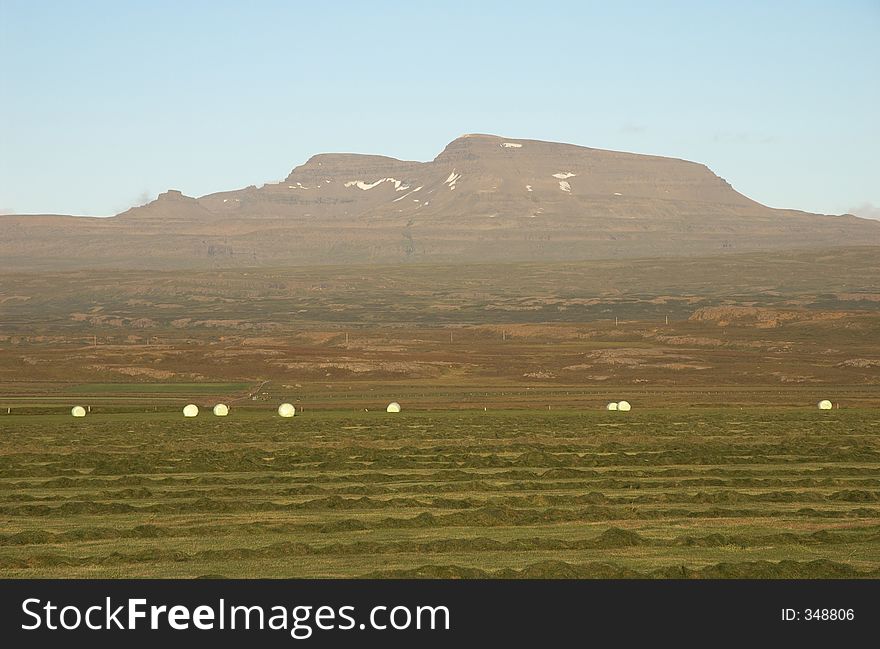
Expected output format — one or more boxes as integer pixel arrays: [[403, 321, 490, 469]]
[[113, 191, 154, 214], [847, 202, 880, 221]]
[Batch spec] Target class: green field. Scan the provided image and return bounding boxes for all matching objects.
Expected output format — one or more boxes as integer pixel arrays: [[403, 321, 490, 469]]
[[1, 408, 878, 578], [1, 251, 878, 577]]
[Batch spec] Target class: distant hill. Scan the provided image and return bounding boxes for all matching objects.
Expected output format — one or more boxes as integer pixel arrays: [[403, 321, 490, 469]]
[[3, 134, 878, 270]]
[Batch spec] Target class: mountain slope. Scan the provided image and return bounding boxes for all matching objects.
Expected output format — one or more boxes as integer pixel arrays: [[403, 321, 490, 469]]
[[2, 134, 878, 270]]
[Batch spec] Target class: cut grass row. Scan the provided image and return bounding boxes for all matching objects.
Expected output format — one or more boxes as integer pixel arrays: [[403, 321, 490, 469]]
[[1, 409, 878, 577]]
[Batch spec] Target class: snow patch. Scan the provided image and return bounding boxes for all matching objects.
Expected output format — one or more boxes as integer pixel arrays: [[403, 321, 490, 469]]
[[344, 178, 401, 190], [553, 172, 576, 179], [391, 186, 423, 203], [444, 170, 461, 190], [613, 192, 622, 196], [355, 180, 383, 190], [558, 181, 571, 193], [526, 185, 533, 192], [501, 142, 522, 148]]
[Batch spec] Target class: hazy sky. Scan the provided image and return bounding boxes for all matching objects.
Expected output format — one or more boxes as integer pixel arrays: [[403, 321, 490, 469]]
[[1, 0, 878, 217]]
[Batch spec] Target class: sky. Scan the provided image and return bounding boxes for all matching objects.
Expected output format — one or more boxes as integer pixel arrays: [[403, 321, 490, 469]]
[[1, 0, 878, 218]]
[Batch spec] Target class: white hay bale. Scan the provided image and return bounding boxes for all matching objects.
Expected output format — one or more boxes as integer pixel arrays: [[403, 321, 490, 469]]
[[71, 406, 87, 417], [213, 403, 229, 417], [183, 404, 199, 417], [386, 402, 401, 413], [817, 400, 833, 410], [606, 402, 618, 411], [617, 400, 632, 412], [277, 403, 296, 418]]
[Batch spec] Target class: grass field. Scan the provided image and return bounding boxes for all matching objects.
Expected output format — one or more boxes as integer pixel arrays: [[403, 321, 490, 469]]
[[1, 250, 878, 577], [1, 408, 878, 578]]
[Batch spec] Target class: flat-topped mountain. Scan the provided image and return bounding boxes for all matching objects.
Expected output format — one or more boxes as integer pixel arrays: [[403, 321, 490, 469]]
[[2, 134, 878, 269]]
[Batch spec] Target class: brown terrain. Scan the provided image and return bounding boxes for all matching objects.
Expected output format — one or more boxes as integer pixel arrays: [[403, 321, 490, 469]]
[[1, 134, 878, 407], [2, 134, 878, 270], [1, 249, 878, 408]]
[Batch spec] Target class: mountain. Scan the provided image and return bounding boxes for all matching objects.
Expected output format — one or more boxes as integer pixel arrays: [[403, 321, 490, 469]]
[[2, 134, 878, 270]]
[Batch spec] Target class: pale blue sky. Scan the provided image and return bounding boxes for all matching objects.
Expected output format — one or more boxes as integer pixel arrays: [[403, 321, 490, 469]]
[[1, 0, 878, 217]]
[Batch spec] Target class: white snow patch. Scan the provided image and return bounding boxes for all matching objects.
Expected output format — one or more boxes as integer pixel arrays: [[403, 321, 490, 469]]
[[444, 171, 461, 190], [501, 142, 522, 148], [526, 185, 533, 192], [344, 178, 401, 190], [613, 192, 622, 196], [391, 186, 423, 202], [396, 184, 410, 192], [553, 172, 576, 179], [558, 180, 571, 193]]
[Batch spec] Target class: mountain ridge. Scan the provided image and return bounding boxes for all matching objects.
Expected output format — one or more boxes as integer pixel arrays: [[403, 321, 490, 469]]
[[2, 134, 878, 270]]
